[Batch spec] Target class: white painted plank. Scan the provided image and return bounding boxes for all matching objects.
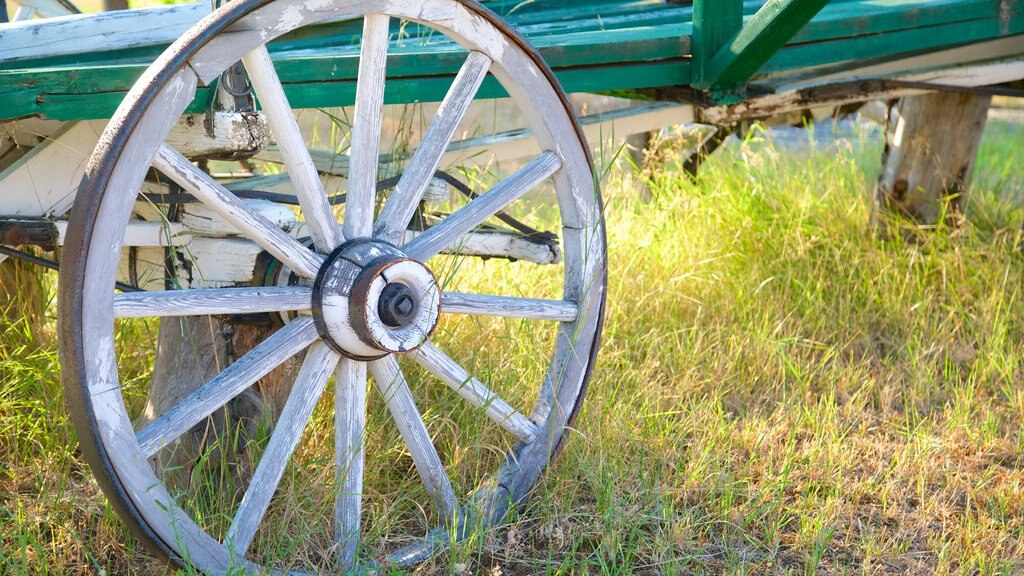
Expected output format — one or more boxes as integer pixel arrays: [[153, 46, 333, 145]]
[[53, 220, 190, 247], [403, 152, 561, 262], [408, 343, 538, 443], [369, 357, 457, 520], [0, 2, 209, 65], [136, 318, 318, 458], [227, 342, 340, 557], [113, 286, 311, 318], [374, 51, 491, 244], [345, 14, 389, 240], [243, 46, 345, 253], [165, 111, 269, 161], [334, 358, 366, 569], [180, 198, 297, 237], [401, 229, 561, 265], [153, 144, 324, 279], [442, 100, 694, 168], [441, 292, 578, 322], [0, 121, 105, 217]]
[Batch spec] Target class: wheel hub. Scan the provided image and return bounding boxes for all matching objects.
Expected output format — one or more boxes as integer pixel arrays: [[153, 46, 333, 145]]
[[312, 239, 441, 359]]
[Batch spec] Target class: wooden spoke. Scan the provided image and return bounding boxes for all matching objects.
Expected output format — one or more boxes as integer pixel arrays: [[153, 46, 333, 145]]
[[226, 342, 340, 557], [242, 46, 345, 253], [441, 292, 578, 323], [369, 357, 457, 520], [113, 286, 311, 319], [153, 145, 323, 279], [136, 318, 318, 458], [374, 51, 492, 245], [403, 152, 561, 262], [408, 343, 538, 444], [345, 14, 389, 240], [334, 358, 367, 569]]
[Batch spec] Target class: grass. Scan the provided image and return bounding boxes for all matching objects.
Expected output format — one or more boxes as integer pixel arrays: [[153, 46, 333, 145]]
[[2, 116, 1024, 574]]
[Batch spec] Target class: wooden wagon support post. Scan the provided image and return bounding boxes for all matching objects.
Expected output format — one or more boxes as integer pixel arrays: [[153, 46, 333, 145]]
[[875, 91, 993, 230]]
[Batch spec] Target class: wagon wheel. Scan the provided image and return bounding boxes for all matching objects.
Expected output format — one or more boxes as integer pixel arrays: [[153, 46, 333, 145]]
[[59, 0, 605, 572]]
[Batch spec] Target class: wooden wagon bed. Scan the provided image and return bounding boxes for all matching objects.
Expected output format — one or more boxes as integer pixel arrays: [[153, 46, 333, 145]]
[[1, 0, 1022, 123]]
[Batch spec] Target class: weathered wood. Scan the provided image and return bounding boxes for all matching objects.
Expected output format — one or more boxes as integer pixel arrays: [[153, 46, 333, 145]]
[[166, 112, 269, 161], [0, 121, 105, 217], [137, 318, 318, 458], [402, 229, 561, 265], [138, 315, 229, 494], [408, 343, 538, 443], [697, 56, 1024, 125], [180, 198, 296, 237], [227, 342, 339, 557], [374, 51, 491, 244], [404, 152, 561, 261], [0, 2, 208, 65], [345, 14, 389, 240], [875, 91, 992, 227], [58, 0, 606, 569], [441, 292, 577, 322], [113, 286, 311, 318], [370, 356, 457, 520], [243, 46, 345, 253], [152, 144, 324, 279], [334, 357, 367, 569]]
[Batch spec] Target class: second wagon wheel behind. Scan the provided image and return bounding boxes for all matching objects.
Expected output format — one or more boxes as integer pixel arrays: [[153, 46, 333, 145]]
[[58, 0, 607, 572]]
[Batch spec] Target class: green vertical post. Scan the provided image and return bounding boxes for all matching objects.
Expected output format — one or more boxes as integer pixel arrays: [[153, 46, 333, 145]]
[[691, 0, 744, 89]]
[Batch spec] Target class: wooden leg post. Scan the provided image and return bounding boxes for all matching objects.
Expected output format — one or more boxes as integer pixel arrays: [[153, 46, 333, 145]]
[[874, 92, 991, 230], [141, 316, 301, 493]]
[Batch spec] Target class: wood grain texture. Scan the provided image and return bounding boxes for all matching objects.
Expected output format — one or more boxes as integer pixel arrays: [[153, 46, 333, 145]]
[[136, 318, 318, 458], [408, 343, 538, 443], [227, 342, 340, 557], [0, 121, 105, 217], [0, 2, 208, 65], [403, 152, 561, 261], [243, 45, 344, 253], [401, 229, 561, 265], [441, 292, 577, 322], [374, 51, 491, 245], [113, 286, 311, 318], [875, 91, 992, 226], [334, 357, 367, 569], [370, 356, 457, 520], [345, 14, 389, 240], [153, 144, 324, 279]]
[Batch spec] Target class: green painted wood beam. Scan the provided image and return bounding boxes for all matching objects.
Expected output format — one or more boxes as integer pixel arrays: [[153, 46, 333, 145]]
[[691, 0, 744, 88], [703, 0, 829, 91]]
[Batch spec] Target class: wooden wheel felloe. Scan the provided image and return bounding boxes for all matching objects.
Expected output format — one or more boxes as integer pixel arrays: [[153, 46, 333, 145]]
[[58, 0, 605, 572]]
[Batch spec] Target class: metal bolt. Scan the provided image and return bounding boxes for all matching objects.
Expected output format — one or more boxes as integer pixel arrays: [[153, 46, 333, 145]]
[[379, 283, 417, 327]]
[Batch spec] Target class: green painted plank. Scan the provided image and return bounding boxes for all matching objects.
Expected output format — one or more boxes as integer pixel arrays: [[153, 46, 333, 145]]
[[25, 59, 690, 121], [692, 0, 744, 87], [794, 0, 1005, 43], [705, 0, 828, 90], [760, 13, 1024, 75]]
